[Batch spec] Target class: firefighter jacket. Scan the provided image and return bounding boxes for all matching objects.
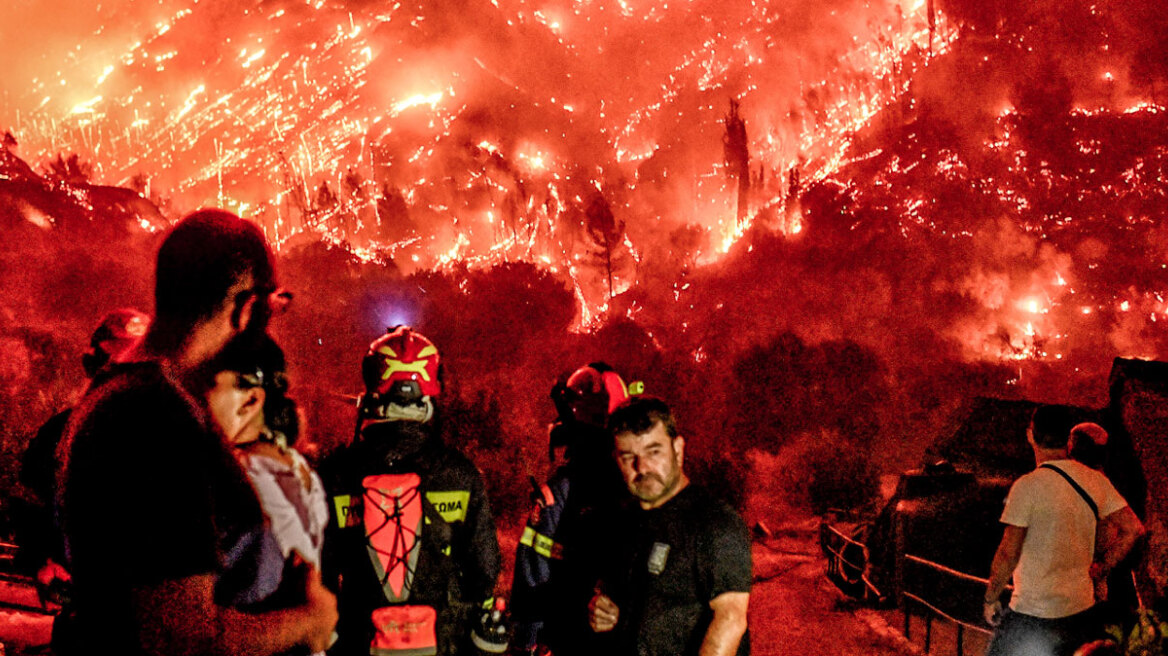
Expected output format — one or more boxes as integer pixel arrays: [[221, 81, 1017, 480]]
[[510, 437, 626, 654], [322, 426, 500, 656]]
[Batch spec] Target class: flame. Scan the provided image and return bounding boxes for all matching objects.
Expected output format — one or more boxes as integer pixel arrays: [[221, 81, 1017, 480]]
[[0, 0, 1016, 333], [70, 96, 104, 116], [391, 92, 444, 116]]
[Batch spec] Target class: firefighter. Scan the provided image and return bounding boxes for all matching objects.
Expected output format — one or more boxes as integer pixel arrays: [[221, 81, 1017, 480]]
[[21, 308, 149, 513], [322, 326, 504, 656], [510, 363, 637, 656], [18, 308, 149, 609]]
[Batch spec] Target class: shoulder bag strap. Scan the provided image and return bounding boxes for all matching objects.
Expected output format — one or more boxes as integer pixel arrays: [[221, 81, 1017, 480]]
[[1039, 463, 1099, 520]]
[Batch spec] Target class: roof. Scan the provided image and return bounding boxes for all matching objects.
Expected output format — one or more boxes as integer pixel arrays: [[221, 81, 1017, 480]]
[[925, 397, 1099, 477], [1109, 357, 1168, 405]]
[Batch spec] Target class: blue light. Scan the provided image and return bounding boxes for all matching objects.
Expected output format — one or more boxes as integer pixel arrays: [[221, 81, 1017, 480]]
[[384, 306, 415, 329]]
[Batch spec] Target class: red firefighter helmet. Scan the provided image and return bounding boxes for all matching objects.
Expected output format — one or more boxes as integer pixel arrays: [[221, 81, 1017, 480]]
[[553, 362, 630, 428], [83, 308, 150, 377], [361, 326, 441, 407]]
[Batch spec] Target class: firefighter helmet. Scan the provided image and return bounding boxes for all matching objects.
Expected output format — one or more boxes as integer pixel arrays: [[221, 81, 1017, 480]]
[[360, 326, 441, 421], [552, 362, 630, 428], [82, 308, 150, 377]]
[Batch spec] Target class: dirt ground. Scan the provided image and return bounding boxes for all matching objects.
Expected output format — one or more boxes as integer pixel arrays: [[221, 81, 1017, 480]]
[[750, 518, 994, 656], [750, 522, 913, 656]]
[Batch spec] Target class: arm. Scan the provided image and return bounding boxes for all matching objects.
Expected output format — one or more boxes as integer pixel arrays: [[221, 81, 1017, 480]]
[[512, 476, 566, 597], [698, 591, 749, 656], [317, 449, 348, 593], [511, 479, 565, 649], [132, 566, 336, 656], [1095, 506, 1144, 574], [984, 524, 1026, 624], [463, 468, 502, 602]]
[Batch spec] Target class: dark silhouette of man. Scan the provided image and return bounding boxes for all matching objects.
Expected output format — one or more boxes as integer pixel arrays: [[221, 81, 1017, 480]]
[[58, 209, 336, 656]]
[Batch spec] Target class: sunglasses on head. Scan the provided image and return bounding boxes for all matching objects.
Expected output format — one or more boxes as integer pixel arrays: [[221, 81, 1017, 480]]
[[235, 368, 265, 389]]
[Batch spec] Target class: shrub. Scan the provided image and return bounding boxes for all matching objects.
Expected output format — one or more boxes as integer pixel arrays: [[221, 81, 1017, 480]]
[[772, 428, 878, 515]]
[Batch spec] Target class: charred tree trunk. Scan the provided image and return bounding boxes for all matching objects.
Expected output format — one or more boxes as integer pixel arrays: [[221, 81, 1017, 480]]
[[584, 191, 622, 301], [723, 99, 751, 226], [927, 0, 935, 54]]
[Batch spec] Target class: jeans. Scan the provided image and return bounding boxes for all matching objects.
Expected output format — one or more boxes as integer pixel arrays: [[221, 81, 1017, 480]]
[[985, 605, 1104, 656]]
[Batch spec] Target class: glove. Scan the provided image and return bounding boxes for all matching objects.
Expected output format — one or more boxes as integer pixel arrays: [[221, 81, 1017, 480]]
[[472, 599, 511, 654], [983, 598, 1003, 626]]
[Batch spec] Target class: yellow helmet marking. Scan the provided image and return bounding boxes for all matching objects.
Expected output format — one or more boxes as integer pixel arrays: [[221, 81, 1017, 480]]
[[416, 345, 438, 358], [377, 345, 399, 358], [381, 359, 432, 382]]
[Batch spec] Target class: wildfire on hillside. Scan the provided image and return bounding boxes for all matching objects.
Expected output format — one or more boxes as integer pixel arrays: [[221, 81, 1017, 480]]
[[1, 0, 1166, 369], [0, 0, 951, 317]]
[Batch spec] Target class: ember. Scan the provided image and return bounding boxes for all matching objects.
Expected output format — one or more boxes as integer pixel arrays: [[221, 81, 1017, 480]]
[[1, 0, 954, 320]]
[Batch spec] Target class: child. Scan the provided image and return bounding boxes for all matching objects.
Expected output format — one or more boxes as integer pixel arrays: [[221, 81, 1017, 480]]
[[206, 333, 331, 656]]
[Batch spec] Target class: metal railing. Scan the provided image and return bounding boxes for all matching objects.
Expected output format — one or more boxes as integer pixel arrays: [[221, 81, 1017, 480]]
[[902, 553, 998, 656], [0, 540, 17, 565], [820, 521, 883, 601]]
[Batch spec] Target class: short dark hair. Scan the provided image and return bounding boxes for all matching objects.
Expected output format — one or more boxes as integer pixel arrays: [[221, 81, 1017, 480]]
[[1068, 423, 1108, 470], [152, 210, 275, 346], [212, 331, 286, 387], [211, 331, 299, 444], [1030, 405, 1075, 449], [608, 395, 678, 440]]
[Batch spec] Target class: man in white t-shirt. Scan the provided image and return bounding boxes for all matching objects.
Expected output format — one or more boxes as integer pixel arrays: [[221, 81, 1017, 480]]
[[983, 406, 1144, 656]]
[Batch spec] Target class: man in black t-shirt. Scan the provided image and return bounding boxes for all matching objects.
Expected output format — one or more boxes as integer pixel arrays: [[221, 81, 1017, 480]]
[[588, 396, 751, 656], [58, 210, 336, 656]]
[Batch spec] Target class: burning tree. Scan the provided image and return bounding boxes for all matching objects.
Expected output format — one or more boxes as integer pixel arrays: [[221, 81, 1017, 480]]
[[375, 184, 416, 244], [582, 189, 626, 300], [44, 153, 93, 185], [3, 0, 1168, 532], [723, 99, 751, 226]]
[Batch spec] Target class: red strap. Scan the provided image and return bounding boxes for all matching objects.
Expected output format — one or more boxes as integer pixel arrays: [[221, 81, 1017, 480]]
[[363, 473, 423, 600]]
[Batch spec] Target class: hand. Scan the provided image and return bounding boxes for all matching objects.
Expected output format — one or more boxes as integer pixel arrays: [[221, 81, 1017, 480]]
[[983, 598, 1003, 627], [588, 592, 619, 633], [36, 559, 70, 587], [35, 559, 71, 608], [299, 559, 338, 652]]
